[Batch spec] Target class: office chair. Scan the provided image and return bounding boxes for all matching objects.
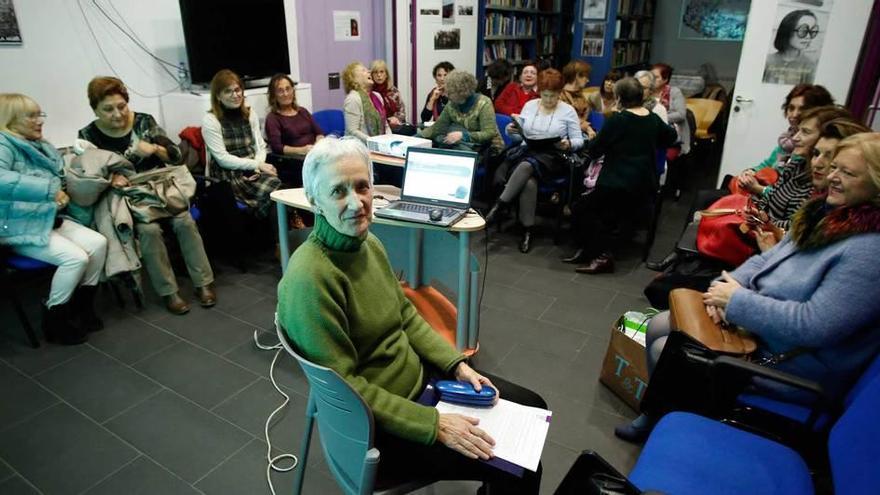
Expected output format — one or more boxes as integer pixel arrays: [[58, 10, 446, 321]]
[[313, 109, 346, 137]]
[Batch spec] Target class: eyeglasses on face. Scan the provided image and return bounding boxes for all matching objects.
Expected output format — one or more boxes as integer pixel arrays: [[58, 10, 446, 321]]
[[795, 24, 819, 39], [26, 111, 47, 121], [222, 87, 243, 97]]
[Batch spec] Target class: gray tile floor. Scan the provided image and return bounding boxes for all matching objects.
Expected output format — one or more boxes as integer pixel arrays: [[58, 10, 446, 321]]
[[0, 194, 692, 495]]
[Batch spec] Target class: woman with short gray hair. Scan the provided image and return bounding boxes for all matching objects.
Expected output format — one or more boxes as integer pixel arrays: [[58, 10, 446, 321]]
[[419, 70, 504, 156], [279, 136, 544, 493], [634, 70, 668, 123]]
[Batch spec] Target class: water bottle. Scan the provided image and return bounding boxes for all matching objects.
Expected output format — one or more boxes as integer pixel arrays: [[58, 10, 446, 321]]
[[177, 61, 190, 91]]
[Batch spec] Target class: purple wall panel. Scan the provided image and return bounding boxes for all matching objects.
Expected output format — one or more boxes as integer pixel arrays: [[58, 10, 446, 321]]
[[296, 0, 386, 111]]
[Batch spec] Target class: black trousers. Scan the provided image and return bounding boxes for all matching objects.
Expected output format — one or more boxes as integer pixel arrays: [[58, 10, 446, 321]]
[[570, 187, 639, 259], [375, 371, 547, 494]]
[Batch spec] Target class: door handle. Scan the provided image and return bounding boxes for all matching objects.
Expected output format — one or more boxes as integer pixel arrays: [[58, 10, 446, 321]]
[[735, 96, 753, 103]]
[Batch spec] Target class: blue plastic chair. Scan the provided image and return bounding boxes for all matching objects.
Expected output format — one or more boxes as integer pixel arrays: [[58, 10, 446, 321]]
[[313, 109, 346, 138], [495, 113, 514, 148], [587, 111, 605, 133], [623, 363, 880, 494], [276, 322, 434, 495]]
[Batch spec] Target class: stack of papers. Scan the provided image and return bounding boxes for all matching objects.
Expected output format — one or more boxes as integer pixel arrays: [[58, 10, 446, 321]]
[[435, 398, 551, 472]]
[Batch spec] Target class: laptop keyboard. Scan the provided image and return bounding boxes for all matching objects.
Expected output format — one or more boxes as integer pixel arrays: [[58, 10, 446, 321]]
[[391, 202, 459, 217]]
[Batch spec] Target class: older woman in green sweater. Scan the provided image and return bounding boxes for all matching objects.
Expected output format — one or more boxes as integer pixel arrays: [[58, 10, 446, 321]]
[[277, 137, 544, 493]]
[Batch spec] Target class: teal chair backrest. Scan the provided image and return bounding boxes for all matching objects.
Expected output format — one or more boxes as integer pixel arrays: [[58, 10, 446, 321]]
[[313, 109, 346, 137], [495, 113, 514, 148], [276, 322, 380, 495]]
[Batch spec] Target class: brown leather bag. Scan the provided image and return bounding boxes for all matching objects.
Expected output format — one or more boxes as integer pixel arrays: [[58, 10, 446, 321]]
[[668, 288, 757, 355]]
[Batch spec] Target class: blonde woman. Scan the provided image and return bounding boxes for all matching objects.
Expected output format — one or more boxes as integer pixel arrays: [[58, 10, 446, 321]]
[[342, 61, 388, 142], [370, 60, 413, 134]]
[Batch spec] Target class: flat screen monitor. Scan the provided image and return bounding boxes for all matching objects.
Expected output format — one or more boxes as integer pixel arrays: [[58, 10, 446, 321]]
[[178, 0, 290, 86]]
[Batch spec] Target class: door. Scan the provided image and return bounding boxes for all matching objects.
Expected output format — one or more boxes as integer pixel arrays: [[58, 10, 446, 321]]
[[717, 0, 874, 185]]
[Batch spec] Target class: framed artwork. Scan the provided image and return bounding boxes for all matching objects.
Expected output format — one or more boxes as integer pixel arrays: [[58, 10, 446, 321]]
[[582, 0, 607, 20], [679, 0, 750, 41], [0, 0, 22, 45]]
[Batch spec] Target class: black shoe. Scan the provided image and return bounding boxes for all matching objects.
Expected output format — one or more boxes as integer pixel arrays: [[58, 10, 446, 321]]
[[575, 254, 615, 274], [71, 285, 103, 332], [519, 230, 532, 253], [646, 251, 679, 272], [613, 418, 654, 444], [561, 248, 588, 264], [42, 302, 87, 345]]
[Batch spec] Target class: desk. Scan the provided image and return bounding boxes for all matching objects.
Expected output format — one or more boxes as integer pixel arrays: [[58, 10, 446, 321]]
[[286, 150, 405, 168], [271, 187, 484, 353]]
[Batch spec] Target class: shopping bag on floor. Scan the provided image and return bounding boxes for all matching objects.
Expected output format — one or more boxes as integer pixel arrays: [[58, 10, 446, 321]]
[[599, 310, 657, 411]]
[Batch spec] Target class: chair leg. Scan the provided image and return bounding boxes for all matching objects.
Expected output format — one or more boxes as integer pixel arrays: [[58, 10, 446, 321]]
[[293, 394, 316, 495], [10, 294, 40, 348]]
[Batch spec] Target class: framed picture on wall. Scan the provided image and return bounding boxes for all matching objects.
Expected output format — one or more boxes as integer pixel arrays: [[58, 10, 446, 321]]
[[0, 0, 23, 45], [679, 0, 750, 41], [582, 0, 607, 20]]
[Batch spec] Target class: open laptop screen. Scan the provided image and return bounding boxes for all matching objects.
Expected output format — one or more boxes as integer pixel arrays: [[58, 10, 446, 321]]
[[401, 149, 477, 207]]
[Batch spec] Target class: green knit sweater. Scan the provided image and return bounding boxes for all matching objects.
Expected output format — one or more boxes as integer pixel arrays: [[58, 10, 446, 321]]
[[276, 215, 467, 445]]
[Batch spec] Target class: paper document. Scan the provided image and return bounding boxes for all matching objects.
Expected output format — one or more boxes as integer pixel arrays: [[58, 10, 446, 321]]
[[435, 399, 551, 471]]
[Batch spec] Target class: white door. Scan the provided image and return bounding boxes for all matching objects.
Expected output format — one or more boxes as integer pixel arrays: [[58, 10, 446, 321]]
[[717, 0, 873, 185]]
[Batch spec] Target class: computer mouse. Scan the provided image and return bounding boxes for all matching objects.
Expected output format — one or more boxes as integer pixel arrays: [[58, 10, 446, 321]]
[[429, 209, 443, 222]]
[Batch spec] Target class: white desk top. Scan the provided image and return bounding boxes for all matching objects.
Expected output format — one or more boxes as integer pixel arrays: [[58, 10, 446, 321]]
[[271, 187, 486, 232], [286, 150, 405, 168]]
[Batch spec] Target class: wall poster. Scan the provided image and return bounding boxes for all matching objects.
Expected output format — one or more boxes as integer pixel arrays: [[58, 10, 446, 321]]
[[679, 0, 750, 41], [0, 0, 22, 45], [762, 0, 833, 85], [333, 10, 361, 41]]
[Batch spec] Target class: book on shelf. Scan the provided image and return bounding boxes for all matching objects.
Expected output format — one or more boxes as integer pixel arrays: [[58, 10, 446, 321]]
[[486, 0, 538, 10], [618, 0, 654, 18], [614, 18, 653, 40], [485, 13, 535, 37], [612, 41, 651, 68]]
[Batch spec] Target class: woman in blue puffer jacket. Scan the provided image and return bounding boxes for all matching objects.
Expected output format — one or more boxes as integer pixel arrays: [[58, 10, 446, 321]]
[[0, 93, 107, 345]]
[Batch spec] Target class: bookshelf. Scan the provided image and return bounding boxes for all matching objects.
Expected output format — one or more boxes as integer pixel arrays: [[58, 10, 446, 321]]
[[611, 0, 656, 71], [478, 0, 562, 78]]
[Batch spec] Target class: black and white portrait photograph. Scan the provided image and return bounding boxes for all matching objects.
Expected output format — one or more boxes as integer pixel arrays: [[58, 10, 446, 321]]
[[583, 21, 606, 40], [458, 5, 473, 16], [442, 0, 455, 25], [581, 38, 604, 57], [0, 0, 22, 44], [762, 4, 830, 85], [582, 0, 608, 20], [434, 28, 460, 50]]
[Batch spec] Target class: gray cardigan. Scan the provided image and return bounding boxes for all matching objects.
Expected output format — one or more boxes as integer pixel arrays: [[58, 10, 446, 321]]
[[726, 232, 880, 398], [665, 86, 690, 155]]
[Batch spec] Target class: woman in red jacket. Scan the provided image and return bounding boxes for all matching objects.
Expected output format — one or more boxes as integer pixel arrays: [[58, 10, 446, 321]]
[[494, 62, 539, 116]]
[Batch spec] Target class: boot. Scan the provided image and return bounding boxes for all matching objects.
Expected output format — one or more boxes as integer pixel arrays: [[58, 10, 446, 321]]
[[646, 251, 679, 272], [561, 248, 588, 264], [519, 229, 532, 253], [575, 253, 615, 274], [71, 285, 103, 332], [42, 302, 87, 345], [483, 201, 508, 225]]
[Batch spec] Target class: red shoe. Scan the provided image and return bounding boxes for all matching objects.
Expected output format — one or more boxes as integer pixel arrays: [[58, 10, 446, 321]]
[[575, 254, 614, 274]]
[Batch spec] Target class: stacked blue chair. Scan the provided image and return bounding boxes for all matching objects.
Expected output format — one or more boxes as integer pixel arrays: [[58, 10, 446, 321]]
[[495, 113, 514, 148], [313, 109, 346, 138], [276, 322, 435, 495], [1, 254, 53, 347]]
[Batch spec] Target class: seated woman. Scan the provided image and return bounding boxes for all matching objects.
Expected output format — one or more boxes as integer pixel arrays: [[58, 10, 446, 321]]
[[421, 61, 454, 123], [265, 73, 324, 157], [587, 69, 622, 115], [479, 58, 513, 102], [634, 70, 668, 123], [560, 60, 597, 139], [277, 136, 545, 493], [370, 60, 415, 135], [202, 69, 280, 218], [79, 77, 215, 315], [563, 77, 678, 274], [756, 117, 872, 252], [485, 69, 584, 253], [494, 62, 540, 116], [616, 132, 880, 443], [1, 93, 107, 344], [342, 61, 389, 142], [418, 70, 504, 156]]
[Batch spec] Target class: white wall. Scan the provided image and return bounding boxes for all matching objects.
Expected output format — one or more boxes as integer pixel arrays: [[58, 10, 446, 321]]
[[0, 0, 301, 147], [650, 0, 743, 83]]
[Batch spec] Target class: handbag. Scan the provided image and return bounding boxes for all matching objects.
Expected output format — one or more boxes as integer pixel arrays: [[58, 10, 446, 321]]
[[728, 167, 779, 195], [122, 165, 196, 223], [696, 194, 768, 266], [668, 288, 757, 355]]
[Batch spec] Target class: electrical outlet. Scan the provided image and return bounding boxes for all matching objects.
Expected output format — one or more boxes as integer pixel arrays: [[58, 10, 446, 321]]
[[328, 72, 340, 90]]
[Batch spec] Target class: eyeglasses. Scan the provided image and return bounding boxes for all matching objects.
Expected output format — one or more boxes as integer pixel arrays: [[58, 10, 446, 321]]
[[26, 111, 47, 121], [795, 24, 819, 39], [222, 87, 243, 97]]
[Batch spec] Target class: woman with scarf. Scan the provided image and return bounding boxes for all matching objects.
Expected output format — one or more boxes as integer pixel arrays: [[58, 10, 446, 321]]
[[370, 60, 415, 135], [559, 60, 597, 139], [342, 62, 389, 143], [616, 132, 880, 443], [421, 61, 455, 123]]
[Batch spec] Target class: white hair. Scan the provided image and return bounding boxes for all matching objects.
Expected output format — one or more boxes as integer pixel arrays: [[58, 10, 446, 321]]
[[633, 70, 655, 90], [301, 136, 373, 201]]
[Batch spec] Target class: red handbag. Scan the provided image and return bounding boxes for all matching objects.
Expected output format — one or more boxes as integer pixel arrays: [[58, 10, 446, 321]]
[[728, 167, 779, 195], [696, 194, 767, 266]]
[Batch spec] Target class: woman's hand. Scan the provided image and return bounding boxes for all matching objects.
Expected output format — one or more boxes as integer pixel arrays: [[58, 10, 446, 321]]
[[505, 122, 520, 136], [54, 190, 70, 209], [555, 139, 571, 151], [437, 413, 495, 460], [427, 86, 443, 107], [454, 362, 499, 404], [738, 174, 764, 195], [110, 173, 130, 189], [705, 304, 727, 325], [583, 123, 597, 139], [134, 140, 159, 158], [755, 225, 784, 252], [703, 271, 742, 309], [444, 131, 464, 144], [257, 163, 278, 176], [388, 116, 401, 127]]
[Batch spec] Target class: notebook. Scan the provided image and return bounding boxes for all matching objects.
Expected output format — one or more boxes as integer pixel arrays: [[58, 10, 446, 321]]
[[374, 147, 478, 227]]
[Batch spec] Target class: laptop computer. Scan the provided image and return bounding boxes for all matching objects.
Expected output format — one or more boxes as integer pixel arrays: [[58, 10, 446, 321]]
[[374, 147, 478, 227]]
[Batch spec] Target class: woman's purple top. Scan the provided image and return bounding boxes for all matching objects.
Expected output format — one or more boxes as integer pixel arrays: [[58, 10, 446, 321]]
[[265, 108, 324, 154]]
